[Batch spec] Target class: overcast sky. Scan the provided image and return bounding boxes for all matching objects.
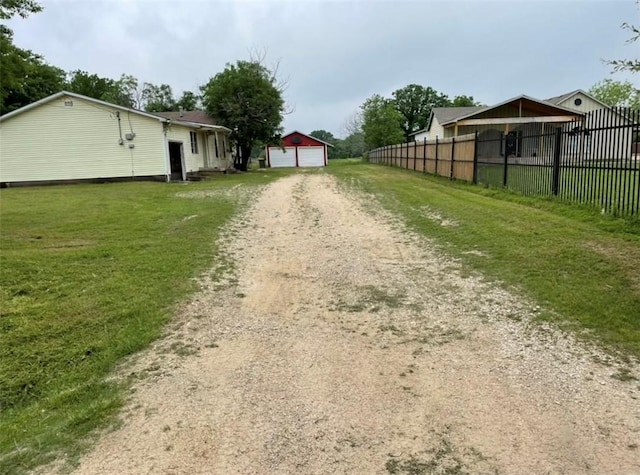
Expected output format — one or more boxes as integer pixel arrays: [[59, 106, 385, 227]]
[[6, 0, 639, 137]]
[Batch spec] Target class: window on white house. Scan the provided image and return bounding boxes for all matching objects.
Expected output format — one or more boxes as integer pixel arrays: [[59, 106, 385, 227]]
[[214, 136, 219, 157], [190, 131, 198, 154]]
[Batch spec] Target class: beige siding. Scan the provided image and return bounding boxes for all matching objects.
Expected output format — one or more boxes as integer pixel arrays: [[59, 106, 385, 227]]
[[427, 117, 444, 140], [556, 92, 605, 113], [0, 95, 167, 182]]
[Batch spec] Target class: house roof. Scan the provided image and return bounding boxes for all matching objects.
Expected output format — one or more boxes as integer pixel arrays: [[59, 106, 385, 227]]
[[0, 91, 230, 132], [410, 95, 583, 137], [410, 107, 485, 136], [283, 130, 335, 147], [432, 107, 486, 125], [545, 89, 612, 110], [153, 110, 219, 126], [438, 94, 583, 126]]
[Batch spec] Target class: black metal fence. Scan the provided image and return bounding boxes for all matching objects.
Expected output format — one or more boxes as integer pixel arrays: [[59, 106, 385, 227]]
[[476, 107, 639, 217], [369, 107, 640, 217]]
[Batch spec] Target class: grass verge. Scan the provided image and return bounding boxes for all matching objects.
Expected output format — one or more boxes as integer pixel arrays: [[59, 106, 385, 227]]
[[327, 160, 640, 358], [0, 170, 292, 474]]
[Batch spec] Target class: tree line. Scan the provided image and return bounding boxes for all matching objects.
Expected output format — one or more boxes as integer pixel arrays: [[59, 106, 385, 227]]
[[355, 85, 481, 150], [1, 30, 202, 114]]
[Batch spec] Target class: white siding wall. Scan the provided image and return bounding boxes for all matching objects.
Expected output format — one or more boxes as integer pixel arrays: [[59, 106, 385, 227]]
[[164, 125, 206, 172], [413, 131, 429, 142], [0, 95, 167, 182]]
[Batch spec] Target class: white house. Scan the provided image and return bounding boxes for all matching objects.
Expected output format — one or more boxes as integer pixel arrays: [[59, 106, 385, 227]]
[[0, 91, 232, 186]]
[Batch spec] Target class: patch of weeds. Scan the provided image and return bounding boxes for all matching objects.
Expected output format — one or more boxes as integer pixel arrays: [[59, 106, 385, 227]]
[[204, 342, 219, 348], [363, 285, 404, 309], [379, 324, 403, 336], [169, 342, 199, 357], [505, 313, 522, 322], [385, 435, 495, 475], [386, 439, 466, 475], [592, 354, 614, 367], [611, 367, 638, 382], [332, 300, 367, 313], [401, 326, 466, 347]]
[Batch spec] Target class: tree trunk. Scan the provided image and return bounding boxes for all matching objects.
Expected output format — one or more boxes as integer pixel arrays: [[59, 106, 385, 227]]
[[234, 144, 252, 171]]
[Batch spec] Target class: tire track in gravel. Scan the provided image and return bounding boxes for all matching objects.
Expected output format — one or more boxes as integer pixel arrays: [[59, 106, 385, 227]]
[[64, 173, 639, 475]]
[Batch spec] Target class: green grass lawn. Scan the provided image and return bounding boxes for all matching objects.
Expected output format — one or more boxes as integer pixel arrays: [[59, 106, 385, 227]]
[[477, 163, 640, 216], [328, 160, 640, 358], [0, 170, 293, 474], [2, 162, 640, 473]]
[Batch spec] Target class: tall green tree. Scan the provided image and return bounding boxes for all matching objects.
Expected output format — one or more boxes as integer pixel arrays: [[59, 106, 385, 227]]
[[176, 90, 201, 111], [201, 60, 285, 171], [0, 0, 41, 19], [589, 79, 640, 110], [339, 132, 366, 158], [450, 95, 480, 107], [310, 129, 338, 159], [392, 84, 450, 141], [361, 94, 404, 149], [67, 70, 116, 99], [0, 0, 62, 114], [143, 83, 176, 112], [66, 71, 137, 107], [0, 29, 65, 113]]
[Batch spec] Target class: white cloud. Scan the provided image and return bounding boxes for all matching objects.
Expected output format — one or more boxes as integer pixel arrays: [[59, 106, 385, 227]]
[[6, 0, 638, 135]]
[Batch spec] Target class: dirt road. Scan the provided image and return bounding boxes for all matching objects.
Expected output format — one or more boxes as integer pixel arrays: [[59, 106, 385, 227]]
[[68, 173, 639, 474]]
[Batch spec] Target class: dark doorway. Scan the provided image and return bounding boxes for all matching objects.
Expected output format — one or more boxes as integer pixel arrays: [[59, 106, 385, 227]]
[[168, 141, 184, 181]]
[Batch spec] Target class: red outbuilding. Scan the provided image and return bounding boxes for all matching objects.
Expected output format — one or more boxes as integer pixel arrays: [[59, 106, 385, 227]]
[[266, 131, 333, 168]]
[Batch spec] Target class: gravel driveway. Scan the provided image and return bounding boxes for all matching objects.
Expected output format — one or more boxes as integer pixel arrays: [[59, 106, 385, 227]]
[[66, 173, 639, 474]]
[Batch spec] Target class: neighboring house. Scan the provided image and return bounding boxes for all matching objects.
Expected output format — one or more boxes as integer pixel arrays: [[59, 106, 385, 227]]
[[546, 89, 634, 160], [409, 90, 634, 161], [0, 91, 232, 186], [411, 95, 582, 142], [412, 107, 482, 142], [266, 131, 333, 168]]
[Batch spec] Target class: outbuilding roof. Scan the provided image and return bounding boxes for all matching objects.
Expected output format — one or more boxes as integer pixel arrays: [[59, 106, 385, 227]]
[[283, 131, 335, 147]]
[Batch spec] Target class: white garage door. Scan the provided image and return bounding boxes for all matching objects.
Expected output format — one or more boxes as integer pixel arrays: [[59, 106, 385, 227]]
[[298, 147, 325, 167], [268, 147, 296, 168]]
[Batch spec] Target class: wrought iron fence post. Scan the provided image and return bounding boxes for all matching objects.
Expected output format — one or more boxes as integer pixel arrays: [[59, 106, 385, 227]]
[[552, 127, 562, 196]]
